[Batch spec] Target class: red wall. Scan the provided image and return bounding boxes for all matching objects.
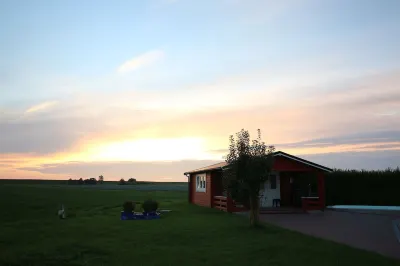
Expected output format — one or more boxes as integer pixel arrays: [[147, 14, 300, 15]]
[[190, 172, 212, 207], [273, 156, 319, 172], [189, 156, 326, 208]]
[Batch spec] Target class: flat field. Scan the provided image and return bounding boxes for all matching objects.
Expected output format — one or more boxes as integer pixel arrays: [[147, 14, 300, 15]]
[[0, 182, 398, 266]]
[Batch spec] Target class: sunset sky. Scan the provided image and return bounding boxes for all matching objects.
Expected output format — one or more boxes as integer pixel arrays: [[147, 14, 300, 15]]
[[1, 0, 399, 181]]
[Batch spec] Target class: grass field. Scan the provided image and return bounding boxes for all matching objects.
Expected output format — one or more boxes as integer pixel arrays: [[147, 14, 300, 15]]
[[0, 183, 399, 266], [0, 179, 188, 191]]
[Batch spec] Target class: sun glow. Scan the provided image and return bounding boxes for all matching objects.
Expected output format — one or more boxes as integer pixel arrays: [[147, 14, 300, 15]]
[[85, 137, 215, 162]]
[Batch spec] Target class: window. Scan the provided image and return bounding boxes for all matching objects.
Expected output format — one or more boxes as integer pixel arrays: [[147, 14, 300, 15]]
[[196, 174, 206, 192], [270, 174, 277, 189]]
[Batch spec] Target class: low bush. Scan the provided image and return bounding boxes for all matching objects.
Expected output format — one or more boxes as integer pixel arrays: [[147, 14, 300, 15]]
[[142, 199, 159, 213], [122, 201, 135, 213]]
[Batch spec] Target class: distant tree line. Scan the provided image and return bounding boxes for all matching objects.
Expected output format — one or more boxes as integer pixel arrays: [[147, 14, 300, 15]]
[[326, 167, 400, 206], [67, 175, 104, 185], [67, 177, 98, 185], [119, 178, 137, 185], [67, 176, 138, 185]]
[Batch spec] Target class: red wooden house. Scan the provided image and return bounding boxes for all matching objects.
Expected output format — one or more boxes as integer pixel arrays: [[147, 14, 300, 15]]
[[184, 151, 333, 213]]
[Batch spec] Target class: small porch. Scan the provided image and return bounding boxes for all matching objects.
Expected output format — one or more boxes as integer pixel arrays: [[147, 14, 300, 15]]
[[213, 196, 248, 213], [211, 170, 327, 213], [263, 171, 326, 212]]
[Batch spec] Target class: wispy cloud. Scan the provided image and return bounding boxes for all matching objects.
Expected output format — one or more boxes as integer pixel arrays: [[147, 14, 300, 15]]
[[374, 111, 399, 117], [25, 101, 58, 114], [276, 130, 400, 148], [2, 68, 399, 155], [1, 67, 400, 179], [300, 150, 400, 171], [117, 50, 164, 74]]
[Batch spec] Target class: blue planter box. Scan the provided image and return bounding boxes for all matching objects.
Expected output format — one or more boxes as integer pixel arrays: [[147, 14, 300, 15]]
[[121, 211, 160, 220], [143, 211, 158, 217]]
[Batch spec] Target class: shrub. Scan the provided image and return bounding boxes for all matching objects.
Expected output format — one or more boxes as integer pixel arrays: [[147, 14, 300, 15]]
[[84, 178, 97, 185], [142, 199, 159, 213], [123, 201, 135, 213], [119, 178, 126, 185]]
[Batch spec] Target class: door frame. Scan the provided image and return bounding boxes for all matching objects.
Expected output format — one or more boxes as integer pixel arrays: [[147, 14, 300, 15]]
[[260, 171, 280, 207]]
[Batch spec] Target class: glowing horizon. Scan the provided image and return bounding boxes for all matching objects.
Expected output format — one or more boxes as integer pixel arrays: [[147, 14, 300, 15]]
[[1, 0, 400, 181]]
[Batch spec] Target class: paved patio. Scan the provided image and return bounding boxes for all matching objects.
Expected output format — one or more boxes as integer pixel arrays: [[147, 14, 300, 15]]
[[260, 210, 400, 260]]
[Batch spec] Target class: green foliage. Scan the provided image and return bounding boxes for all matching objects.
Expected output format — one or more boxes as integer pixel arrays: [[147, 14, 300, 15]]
[[227, 179, 251, 208], [128, 178, 137, 183], [142, 199, 159, 212], [326, 167, 400, 206], [122, 201, 135, 213], [119, 178, 126, 185], [223, 129, 275, 226]]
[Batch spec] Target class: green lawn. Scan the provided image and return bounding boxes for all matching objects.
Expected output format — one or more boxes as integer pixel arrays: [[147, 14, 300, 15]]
[[0, 184, 398, 266]]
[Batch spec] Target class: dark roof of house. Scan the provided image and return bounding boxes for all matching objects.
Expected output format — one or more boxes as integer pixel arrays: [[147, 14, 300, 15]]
[[183, 151, 333, 175], [183, 162, 228, 175]]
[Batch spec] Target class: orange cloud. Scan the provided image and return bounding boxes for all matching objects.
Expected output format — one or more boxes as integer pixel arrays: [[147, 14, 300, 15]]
[[1, 69, 400, 179]]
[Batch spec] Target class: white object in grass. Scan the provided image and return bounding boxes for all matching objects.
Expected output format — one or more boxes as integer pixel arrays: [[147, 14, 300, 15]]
[[58, 204, 66, 219]]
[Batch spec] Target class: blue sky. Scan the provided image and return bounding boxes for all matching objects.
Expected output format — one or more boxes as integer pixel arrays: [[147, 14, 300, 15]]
[[1, 0, 399, 180]]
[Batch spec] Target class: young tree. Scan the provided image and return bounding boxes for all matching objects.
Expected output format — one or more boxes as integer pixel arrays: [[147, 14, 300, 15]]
[[223, 129, 275, 227], [98, 175, 104, 183]]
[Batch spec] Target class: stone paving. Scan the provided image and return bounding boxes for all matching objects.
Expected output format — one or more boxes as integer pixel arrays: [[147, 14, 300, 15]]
[[259, 210, 400, 260]]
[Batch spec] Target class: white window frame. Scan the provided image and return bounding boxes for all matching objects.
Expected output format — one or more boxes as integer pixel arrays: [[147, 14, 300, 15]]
[[196, 173, 206, 192]]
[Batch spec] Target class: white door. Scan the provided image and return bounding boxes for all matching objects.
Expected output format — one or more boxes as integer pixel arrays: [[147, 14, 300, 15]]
[[260, 172, 280, 207]]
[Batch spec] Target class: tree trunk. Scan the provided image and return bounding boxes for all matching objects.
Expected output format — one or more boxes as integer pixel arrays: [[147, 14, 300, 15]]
[[249, 194, 260, 227]]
